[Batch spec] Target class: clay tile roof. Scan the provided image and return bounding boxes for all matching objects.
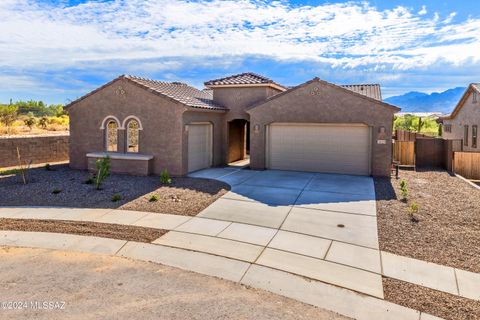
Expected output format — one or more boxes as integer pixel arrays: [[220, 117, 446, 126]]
[[204, 72, 286, 90], [341, 84, 382, 101], [125, 75, 225, 110]]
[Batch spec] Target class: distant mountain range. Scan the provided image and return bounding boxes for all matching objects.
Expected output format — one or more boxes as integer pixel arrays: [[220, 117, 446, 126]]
[[384, 87, 466, 114]]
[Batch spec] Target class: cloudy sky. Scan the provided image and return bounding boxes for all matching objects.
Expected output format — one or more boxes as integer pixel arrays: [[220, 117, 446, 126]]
[[1, 0, 479, 104]]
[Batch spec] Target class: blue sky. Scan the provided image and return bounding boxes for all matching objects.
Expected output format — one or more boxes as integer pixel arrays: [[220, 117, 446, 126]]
[[1, 0, 479, 104]]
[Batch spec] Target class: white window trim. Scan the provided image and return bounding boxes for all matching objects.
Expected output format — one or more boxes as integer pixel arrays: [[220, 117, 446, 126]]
[[100, 115, 122, 129], [122, 115, 143, 130]]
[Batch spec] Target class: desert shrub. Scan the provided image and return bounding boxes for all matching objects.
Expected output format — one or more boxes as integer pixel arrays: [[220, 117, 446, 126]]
[[160, 169, 172, 184], [399, 179, 408, 200], [23, 117, 36, 131], [52, 188, 62, 194], [0, 104, 18, 134], [111, 194, 122, 202], [45, 163, 53, 171], [38, 117, 48, 129], [149, 194, 159, 202], [95, 156, 110, 190]]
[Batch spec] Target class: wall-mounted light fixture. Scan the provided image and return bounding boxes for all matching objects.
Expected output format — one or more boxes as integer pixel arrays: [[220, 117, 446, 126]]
[[254, 124, 260, 133]]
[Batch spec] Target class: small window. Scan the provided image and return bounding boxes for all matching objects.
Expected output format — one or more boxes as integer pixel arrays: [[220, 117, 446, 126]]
[[464, 125, 469, 146], [444, 124, 452, 133], [127, 120, 139, 153], [473, 125, 478, 148], [473, 91, 477, 103], [106, 120, 118, 152]]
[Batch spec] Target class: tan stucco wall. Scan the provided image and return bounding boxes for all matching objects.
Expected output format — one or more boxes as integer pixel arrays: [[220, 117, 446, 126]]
[[442, 91, 480, 151], [68, 78, 186, 176], [247, 80, 397, 177]]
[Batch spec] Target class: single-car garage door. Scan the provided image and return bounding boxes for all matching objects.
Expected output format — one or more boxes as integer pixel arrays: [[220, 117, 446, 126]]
[[267, 123, 371, 175], [188, 123, 213, 172]]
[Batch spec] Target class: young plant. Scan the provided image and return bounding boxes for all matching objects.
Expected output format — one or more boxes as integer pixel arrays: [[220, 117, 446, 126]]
[[149, 194, 159, 202], [16, 147, 32, 184], [52, 188, 62, 194], [111, 193, 122, 202], [95, 156, 110, 190], [399, 179, 408, 201], [160, 169, 172, 184], [408, 201, 419, 222], [45, 163, 52, 171]]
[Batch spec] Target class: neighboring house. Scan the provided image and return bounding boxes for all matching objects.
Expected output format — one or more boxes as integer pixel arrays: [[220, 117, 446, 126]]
[[438, 84, 480, 151], [65, 73, 399, 177]]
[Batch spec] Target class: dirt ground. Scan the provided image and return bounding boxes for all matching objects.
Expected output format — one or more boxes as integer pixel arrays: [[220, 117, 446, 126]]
[[0, 164, 229, 216], [375, 168, 480, 273], [0, 219, 166, 243], [0, 247, 348, 320]]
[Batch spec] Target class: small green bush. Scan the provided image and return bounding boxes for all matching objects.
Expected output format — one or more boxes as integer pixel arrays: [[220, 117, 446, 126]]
[[45, 163, 52, 171], [111, 194, 122, 202], [0, 168, 20, 176], [24, 117, 36, 131], [52, 188, 62, 194], [149, 194, 159, 202], [160, 169, 172, 184], [408, 201, 419, 222], [95, 156, 111, 190], [399, 179, 408, 199]]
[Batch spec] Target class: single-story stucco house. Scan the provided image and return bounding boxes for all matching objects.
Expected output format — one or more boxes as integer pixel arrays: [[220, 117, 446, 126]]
[[65, 72, 400, 177], [438, 83, 479, 150]]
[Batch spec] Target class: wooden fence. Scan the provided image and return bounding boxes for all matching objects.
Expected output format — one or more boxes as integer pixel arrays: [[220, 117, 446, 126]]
[[415, 138, 445, 168], [454, 152, 480, 180], [395, 129, 435, 142], [393, 141, 415, 166]]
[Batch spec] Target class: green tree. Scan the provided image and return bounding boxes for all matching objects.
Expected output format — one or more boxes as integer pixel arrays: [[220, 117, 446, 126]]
[[0, 104, 18, 133]]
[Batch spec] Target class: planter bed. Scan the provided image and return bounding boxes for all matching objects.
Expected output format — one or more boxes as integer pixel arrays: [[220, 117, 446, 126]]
[[383, 278, 480, 320], [374, 168, 480, 273], [376, 168, 480, 319], [0, 164, 230, 216], [0, 219, 166, 243]]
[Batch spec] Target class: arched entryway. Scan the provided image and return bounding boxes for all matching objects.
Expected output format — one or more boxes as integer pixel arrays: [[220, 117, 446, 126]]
[[228, 119, 250, 165]]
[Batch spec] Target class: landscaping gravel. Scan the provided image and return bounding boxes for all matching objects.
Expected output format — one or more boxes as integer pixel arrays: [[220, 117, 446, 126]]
[[0, 219, 166, 243], [375, 168, 480, 273], [383, 277, 480, 320], [0, 164, 229, 216]]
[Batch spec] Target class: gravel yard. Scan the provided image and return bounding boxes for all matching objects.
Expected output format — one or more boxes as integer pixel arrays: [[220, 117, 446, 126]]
[[376, 169, 480, 319], [0, 219, 166, 243], [383, 278, 480, 320], [0, 164, 229, 216], [375, 168, 480, 273]]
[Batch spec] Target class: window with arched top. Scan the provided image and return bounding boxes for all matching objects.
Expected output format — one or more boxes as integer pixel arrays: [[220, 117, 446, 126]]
[[106, 120, 118, 152], [127, 119, 139, 153]]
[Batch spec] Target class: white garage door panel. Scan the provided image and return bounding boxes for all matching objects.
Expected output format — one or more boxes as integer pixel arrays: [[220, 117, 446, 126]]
[[188, 124, 213, 172], [267, 124, 370, 175]]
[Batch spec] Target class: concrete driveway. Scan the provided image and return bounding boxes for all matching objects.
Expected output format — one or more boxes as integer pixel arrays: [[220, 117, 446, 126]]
[[189, 168, 378, 249]]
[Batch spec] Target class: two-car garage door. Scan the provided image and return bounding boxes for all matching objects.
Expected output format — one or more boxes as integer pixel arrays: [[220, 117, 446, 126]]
[[267, 123, 371, 175]]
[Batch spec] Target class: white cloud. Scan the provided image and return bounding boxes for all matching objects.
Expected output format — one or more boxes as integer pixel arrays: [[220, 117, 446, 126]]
[[418, 5, 427, 15], [0, 0, 479, 73]]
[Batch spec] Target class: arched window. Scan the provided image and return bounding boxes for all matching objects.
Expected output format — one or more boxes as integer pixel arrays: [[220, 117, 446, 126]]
[[127, 119, 139, 153], [106, 120, 118, 152]]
